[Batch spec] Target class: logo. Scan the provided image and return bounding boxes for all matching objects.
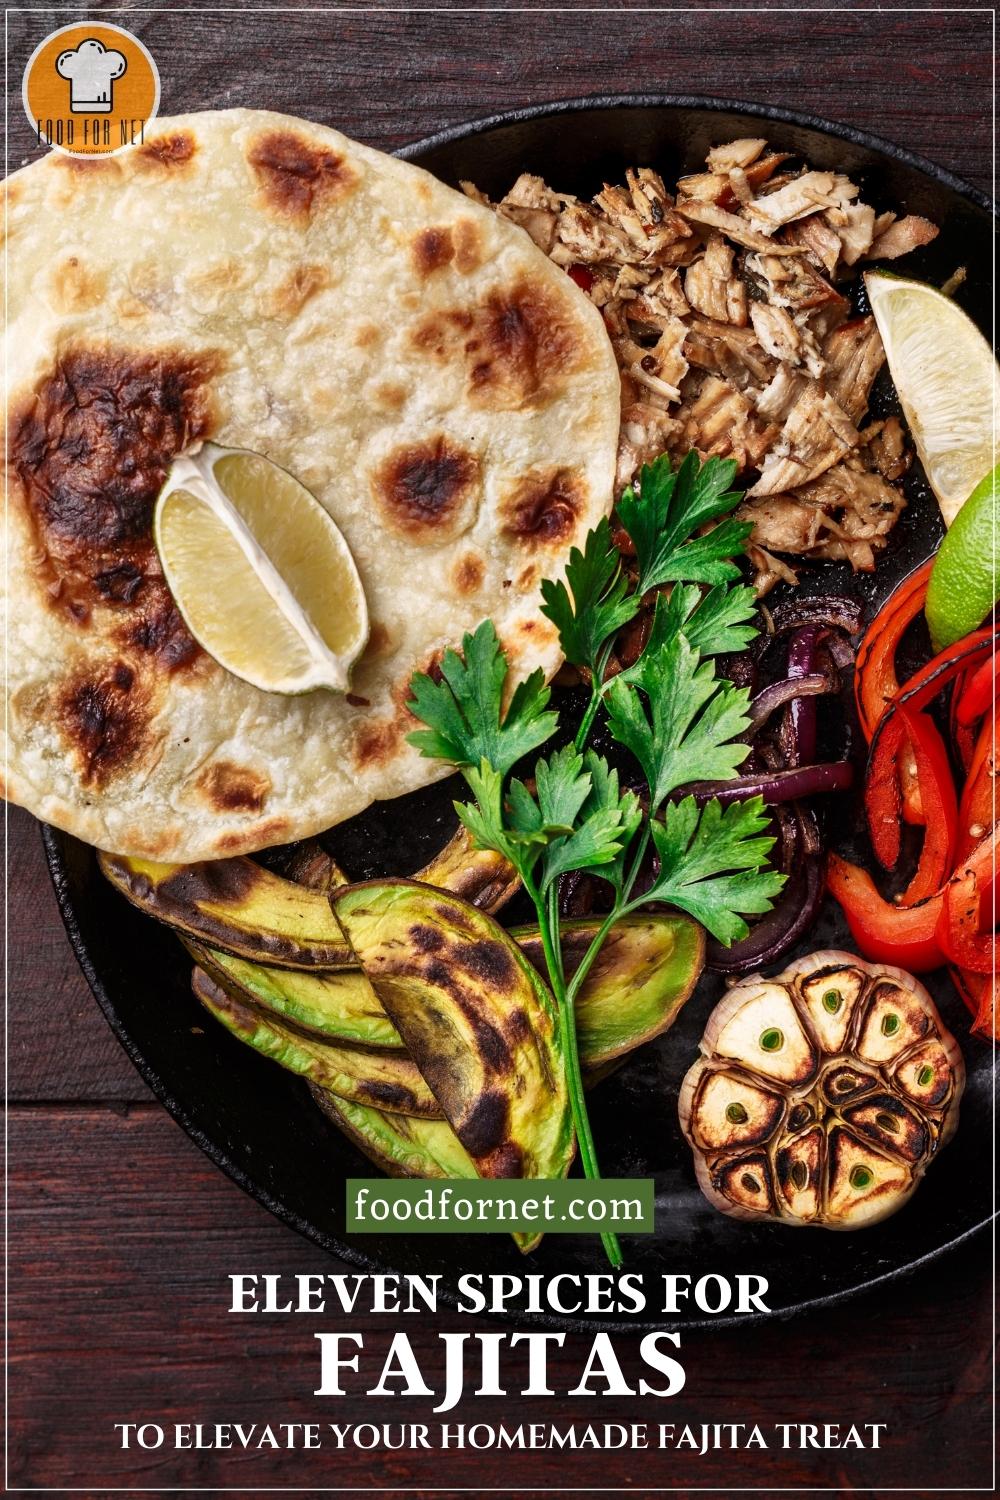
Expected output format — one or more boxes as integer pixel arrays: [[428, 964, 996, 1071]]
[[22, 22, 160, 156]]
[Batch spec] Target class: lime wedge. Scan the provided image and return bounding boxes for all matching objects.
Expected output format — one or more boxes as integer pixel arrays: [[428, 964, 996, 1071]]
[[925, 462, 1000, 651], [154, 444, 368, 694], [864, 271, 999, 527]]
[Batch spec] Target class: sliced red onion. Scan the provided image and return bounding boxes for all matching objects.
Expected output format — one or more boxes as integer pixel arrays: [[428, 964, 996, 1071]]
[[767, 595, 863, 637], [685, 760, 854, 806], [747, 672, 832, 733], [786, 626, 820, 765]]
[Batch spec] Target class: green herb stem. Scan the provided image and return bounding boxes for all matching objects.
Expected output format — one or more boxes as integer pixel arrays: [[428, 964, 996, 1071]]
[[523, 873, 622, 1268]]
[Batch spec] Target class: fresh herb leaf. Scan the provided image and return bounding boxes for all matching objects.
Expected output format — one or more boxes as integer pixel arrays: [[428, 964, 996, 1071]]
[[617, 452, 751, 593], [642, 796, 786, 944], [502, 746, 632, 892], [407, 620, 557, 775], [604, 634, 752, 811], [539, 519, 639, 674], [577, 751, 643, 897], [637, 583, 759, 664]]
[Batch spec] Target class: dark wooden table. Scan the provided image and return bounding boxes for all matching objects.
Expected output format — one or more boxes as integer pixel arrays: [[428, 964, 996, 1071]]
[[6, 4, 995, 1493]]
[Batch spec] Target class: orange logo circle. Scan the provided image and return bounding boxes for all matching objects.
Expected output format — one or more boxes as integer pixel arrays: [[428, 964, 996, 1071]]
[[22, 22, 160, 157]]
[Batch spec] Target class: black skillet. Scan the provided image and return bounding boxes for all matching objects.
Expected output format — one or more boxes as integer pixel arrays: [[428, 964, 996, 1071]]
[[43, 97, 996, 1332]]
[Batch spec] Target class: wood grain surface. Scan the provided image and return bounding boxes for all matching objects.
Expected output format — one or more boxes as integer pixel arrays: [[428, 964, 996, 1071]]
[[5, 3, 995, 1493]]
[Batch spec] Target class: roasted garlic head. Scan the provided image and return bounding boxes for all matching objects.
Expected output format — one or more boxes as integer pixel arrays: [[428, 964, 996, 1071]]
[[679, 951, 964, 1229]]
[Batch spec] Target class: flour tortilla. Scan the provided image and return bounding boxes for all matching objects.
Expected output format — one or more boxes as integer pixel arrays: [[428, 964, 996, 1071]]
[[3, 109, 619, 860]]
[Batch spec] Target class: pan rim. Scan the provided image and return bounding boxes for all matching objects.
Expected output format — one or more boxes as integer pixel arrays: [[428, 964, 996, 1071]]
[[396, 90, 995, 214]]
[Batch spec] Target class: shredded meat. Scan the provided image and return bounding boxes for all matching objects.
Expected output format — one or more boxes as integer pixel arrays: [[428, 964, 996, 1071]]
[[475, 137, 938, 591], [866, 213, 939, 260], [824, 317, 886, 425]]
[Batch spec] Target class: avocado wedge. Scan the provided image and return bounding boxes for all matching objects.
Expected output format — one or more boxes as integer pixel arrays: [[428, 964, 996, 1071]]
[[191, 967, 442, 1117], [312, 1087, 542, 1253], [332, 880, 573, 1181], [414, 825, 520, 915], [101, 853, 353, 969], [189, 941, 404, 1050], [515, 914, 705, 1065]]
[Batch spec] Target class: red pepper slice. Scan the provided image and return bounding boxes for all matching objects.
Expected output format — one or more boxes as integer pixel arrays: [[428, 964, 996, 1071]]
[[865, 631, 996, 863], [567, 264, 595, 293], [957, 712, 996, 860], [950, 661, 981, 773], [955, 651, 997, 726], [896, 708, 958, 902], [936, 831, 997, 975], [825, 852, 944, 971], [855, 559, 934, 740], [940, 870, 993, 973], [950, 967, 998, 1042]]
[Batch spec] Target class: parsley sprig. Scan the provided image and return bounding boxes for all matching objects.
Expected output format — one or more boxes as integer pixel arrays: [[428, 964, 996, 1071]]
[[407, 452, 783, 1266]]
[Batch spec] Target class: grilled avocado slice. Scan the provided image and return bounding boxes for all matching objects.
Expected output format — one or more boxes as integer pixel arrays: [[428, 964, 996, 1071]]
[[191, 967, 441, 1117], [101, 853, 352, 969], [332, 880, 574, 1182]]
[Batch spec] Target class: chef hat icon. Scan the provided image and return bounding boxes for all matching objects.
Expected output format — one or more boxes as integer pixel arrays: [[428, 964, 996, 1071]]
[[56, 38, 127, 113]]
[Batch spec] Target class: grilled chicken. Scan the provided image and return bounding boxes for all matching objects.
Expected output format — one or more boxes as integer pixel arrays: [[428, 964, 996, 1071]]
[[476, 138, 939, 590]]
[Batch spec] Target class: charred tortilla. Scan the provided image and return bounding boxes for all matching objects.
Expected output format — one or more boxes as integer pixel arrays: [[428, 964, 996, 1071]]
[[2, 109, 619, 860]]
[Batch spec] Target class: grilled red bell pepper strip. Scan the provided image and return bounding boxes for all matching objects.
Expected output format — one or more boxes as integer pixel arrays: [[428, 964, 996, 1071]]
[[825, 852, 945, 971], [866, 630, 997, 858], [957, 713, 997, 860], [896, 708, 958, 902], [955, 651, 998, 726], [935, 831, 997, 976], [855, 559, 934, 739], [950, 661, 981, 772], [950, 966, 998, 1042]]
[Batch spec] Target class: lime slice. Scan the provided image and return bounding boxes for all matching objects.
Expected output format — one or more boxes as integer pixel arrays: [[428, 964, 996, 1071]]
[[154, 444, 368, 694], [925, 462, 1000, 651], [864, 271, 999, 527]]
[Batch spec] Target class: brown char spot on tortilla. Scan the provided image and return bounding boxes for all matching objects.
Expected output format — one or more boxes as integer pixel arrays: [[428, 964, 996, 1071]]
[[197, 761, 271, 814], [452, 553, 484, 595], [459, 1089, 512, 1160], [247, 131, 358, 222], [352, 716, 405, 770], [373, 435, 479, 540], [502, 467, 584, 546], [453, 219, 484, 274], [9, 344, 220, 666], [55, 659, 150, 787], [412, 276, 581, 409], [411, 225, 454, 276], [267, 263, 330, 319], [215, 818, 290, 853], [49, 257, 106, 313], [137, 132, 196, 169]]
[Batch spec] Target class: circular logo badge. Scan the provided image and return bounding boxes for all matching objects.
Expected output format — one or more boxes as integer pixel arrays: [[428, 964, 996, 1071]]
[[22, 21, 160, 157]]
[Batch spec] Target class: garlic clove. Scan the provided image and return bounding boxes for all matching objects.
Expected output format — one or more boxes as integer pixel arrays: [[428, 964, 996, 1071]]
[[892, 1039, 959, 1111], [710, 982, 817, 1085], [685, 1067, 784, 1152], [775, 1125, 825, 1222], [826, 1127, 912, 1228], [796, 961, 867, 1053], [841, 1092, 930, 1164], [855, 980, 932, 1064]]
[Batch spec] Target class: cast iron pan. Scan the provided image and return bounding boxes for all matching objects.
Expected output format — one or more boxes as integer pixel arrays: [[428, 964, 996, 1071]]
[[42, 97, 996, 1332]]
